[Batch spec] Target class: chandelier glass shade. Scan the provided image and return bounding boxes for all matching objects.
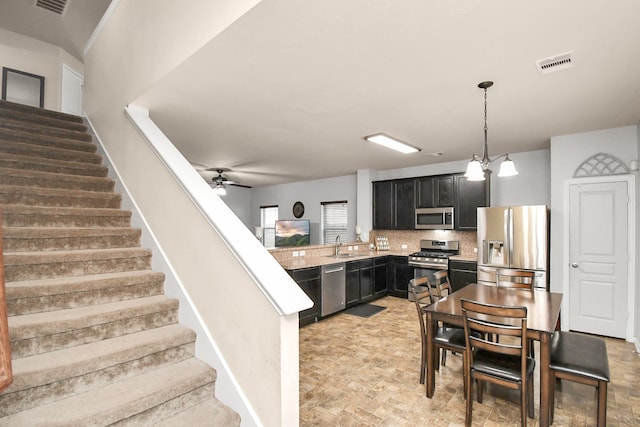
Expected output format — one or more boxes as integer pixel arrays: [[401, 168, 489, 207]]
[[464, 81, 518, 181]]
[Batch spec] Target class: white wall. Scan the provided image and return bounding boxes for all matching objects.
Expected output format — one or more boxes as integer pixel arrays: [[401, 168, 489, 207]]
[[0, 28, 84, 111], [636, 126, 640, 349], [220, 185, 253, 227], [550, 126, 638, 294], [83, 2, 304, 426], [250, 175, 358, 244]]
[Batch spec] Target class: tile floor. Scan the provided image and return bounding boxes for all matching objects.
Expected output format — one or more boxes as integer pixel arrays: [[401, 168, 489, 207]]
[[299, 296, 640, 426]]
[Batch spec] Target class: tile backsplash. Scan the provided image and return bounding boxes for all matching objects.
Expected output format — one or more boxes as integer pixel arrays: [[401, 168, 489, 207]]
[[368, 229, 478, 258]]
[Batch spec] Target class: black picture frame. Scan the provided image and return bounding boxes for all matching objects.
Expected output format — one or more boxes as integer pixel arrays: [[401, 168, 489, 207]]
[[2, 67, 45, 108]]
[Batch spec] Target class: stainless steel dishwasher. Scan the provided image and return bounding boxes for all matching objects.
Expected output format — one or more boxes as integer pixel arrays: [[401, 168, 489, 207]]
[[321, 263, 346, 317]]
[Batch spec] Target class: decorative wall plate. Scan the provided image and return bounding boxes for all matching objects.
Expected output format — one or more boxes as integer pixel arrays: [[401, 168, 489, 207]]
[[293, 201, 305, 218]]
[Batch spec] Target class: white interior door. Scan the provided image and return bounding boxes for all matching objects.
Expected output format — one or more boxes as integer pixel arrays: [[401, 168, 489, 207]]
[[61, 65, 83, 115], [568, 180, 628, 338]]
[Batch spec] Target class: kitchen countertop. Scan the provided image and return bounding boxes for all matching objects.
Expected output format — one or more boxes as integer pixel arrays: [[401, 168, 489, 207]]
[[279, 250, 414, 270], [449, 254, 478, 263]]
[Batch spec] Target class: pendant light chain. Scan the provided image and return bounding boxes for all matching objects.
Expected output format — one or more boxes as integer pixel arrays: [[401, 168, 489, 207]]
[[464, 80, 519, 180]]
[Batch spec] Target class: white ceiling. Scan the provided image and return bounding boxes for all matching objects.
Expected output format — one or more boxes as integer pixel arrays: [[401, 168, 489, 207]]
[[4, 0, 640, 188], [0, 0, 111, 60]]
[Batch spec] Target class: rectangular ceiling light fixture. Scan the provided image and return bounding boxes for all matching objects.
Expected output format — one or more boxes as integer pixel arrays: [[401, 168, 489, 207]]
[[364, 133, 421, 154]]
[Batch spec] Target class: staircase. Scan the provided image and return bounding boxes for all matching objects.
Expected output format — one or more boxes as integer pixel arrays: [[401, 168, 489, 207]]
[[0, 100, 241, 426]]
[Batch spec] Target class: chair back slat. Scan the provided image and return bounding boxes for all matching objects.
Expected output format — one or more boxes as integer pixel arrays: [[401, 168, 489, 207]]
[[496, 268, 535, 289], [461, 299, 528, 359], [433, 270, 452, 299]]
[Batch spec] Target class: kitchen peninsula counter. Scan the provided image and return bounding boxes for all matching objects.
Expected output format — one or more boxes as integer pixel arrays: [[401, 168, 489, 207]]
[[277, 250, 413, 270]]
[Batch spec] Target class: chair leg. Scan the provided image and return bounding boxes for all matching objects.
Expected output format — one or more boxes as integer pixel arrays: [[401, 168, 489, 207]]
[[465, 374, 474, 427], [441, 348, 447, 366], [527, 375, 534, 419], [597, 380, 607, 427], [520, 389, 527, 427], [477, 380, 484, 403], [550, 374, 556, 424], [419, 338, 426, 384]]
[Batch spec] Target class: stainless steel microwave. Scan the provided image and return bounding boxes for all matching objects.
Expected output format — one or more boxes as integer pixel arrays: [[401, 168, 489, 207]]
[[415, 207, 454, 230]]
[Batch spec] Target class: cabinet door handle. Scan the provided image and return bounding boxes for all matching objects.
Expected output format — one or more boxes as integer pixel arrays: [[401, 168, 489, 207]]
[[570, 263, 578, 268]]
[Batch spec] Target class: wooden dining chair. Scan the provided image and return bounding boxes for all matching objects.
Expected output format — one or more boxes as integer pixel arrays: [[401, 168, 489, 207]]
[[495, 268, 535, 289], [461, 299, 535, 427], [494, 268, 537, 358], [433, 270, 453, 299], [409, 277, 467, 387], [432, 270, 459, 366]]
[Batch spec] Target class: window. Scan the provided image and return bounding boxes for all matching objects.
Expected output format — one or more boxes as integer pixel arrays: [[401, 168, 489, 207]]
[[321, 201, 348, 244], [260, 205, 278, 248]]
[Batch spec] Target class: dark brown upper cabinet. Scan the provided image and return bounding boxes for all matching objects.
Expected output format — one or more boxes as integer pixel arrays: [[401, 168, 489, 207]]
[[415, 175, 454, 208], [373, 172, 489, 231]]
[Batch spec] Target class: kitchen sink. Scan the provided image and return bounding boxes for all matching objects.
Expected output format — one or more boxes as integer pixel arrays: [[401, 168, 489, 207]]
[[327, 253, 356, 259]]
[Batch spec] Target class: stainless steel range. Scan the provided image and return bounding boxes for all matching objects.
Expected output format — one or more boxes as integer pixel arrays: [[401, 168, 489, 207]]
[[408, 239, 459, 269], [408, 240, 459, 300]]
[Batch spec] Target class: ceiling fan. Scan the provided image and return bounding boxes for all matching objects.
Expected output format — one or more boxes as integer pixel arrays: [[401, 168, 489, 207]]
[[191, 161, 299, 189], [200, 167, 252, 196]]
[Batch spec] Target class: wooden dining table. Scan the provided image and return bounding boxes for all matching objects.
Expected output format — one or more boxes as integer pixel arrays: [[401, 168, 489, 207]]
[[424, 283, 563, 427]]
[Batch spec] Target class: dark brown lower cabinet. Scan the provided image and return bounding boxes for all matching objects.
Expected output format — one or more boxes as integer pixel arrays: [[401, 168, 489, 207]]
[[387, 256, 413, 298], [448, 259, 477, 292], [288, 267, 321, 326], [373, 257, 389, 297], [346, 259, 374, 306]]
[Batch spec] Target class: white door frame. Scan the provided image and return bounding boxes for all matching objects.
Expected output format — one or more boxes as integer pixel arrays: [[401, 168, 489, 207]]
[[563, 174, 636, 341]]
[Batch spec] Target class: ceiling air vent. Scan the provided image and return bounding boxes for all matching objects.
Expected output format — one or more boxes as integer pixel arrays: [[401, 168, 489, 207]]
[[535, 51, 574, 74], [35, 0, 68, 15]]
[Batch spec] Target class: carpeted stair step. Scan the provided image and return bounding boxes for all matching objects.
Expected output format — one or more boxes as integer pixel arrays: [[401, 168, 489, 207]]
[[3, 247, 152, 282], [0, 167, 115, 192], [0, 116, 91, 142], [0, 100, 239, 424], [156, 398, 241, 426], [0, 358, 216, 426], [1, 205, 132, 228], [0, 139, 102, 164], [2, 226, 141, 252], [0, 184, 121, 209], [8, 295, 179, 358], [0, 127, 97, 153], [0, 107, 87, 133], [6, 270, 165, 316], [0, 324, 196, 417], [0, 100, 84, 124], [0, 152, 108, 178]]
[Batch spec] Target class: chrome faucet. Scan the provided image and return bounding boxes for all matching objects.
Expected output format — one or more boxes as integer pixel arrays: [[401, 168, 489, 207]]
[[335, 235, 342, 256]]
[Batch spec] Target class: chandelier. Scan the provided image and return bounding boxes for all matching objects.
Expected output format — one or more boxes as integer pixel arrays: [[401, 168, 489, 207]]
[[464, 81, 518, 181]]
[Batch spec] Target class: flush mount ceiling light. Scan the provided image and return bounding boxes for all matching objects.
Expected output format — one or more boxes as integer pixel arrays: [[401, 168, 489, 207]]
[[364, 133, 421, 154], [464, 81, 518, 181]]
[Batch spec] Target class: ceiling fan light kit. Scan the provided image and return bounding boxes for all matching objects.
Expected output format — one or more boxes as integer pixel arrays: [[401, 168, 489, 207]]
[[464, 81, 518, 182]]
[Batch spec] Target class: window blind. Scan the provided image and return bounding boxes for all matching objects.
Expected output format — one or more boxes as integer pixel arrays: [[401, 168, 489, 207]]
[[321, 201, 348, 244], [260, 205, 278, 248]]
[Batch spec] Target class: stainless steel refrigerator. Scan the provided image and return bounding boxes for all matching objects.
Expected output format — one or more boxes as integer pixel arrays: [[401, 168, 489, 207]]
[[477, 205, 549, 290]]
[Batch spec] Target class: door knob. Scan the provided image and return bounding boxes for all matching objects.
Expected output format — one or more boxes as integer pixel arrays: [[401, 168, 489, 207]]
[[570, 263, 578, 268]]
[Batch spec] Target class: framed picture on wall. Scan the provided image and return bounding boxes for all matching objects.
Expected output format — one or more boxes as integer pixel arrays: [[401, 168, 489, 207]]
[[2, 67, 45, 108]]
